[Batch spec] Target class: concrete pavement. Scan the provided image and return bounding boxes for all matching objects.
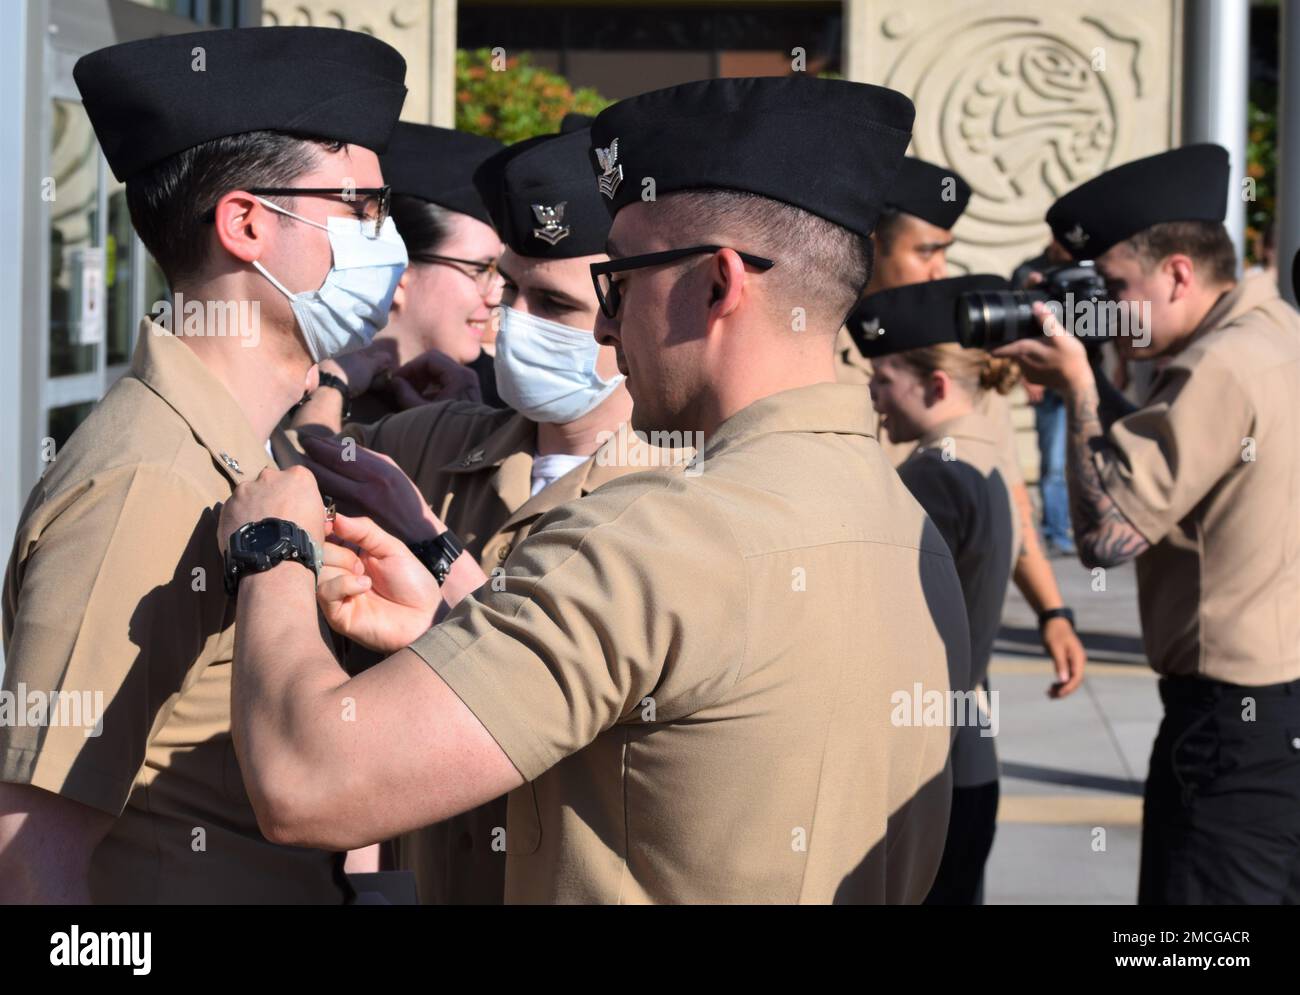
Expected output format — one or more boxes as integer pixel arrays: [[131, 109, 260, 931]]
[[984, 555, 1160, 904]]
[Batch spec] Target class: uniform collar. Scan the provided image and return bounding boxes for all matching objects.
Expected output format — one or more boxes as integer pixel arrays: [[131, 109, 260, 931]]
[[441, 410, 537, 474], [915, 410, 1001, 452], [703, 383, 876, 459], [498, 423, 673, 533], [1183, 273, 1277, 351], [129, 321, 270, 487]]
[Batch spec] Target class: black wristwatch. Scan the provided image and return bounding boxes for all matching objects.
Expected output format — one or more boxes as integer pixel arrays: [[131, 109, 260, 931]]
[[224, 518, 322, 596], [1038, 606, 1076, 632], [408, 530, 464, 584], [316, 370, 352, 420]]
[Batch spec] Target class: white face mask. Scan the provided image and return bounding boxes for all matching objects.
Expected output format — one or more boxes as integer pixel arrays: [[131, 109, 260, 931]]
[[493, 305, 625, 424], [252, 196, 408, 363]]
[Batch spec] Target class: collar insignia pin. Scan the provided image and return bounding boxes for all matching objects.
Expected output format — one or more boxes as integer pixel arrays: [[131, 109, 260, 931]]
[[219, 452, 242, 475]]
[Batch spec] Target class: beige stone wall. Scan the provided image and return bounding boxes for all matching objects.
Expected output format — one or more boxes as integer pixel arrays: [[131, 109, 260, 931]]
[[845, 0, 1183, 279], [260, 0, 457, 126]]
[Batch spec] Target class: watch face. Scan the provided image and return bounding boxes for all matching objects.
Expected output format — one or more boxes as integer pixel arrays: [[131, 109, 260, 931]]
[[243, 520, 287, 553]]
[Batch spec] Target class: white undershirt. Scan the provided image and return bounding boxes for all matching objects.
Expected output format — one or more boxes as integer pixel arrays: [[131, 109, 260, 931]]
[[530, 451, 589, 496]]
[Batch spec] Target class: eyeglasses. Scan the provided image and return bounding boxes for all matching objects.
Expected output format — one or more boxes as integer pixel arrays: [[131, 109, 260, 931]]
[[410, 253, 504, 297], [200, 185, 392, 238], [590, 245, 776, 319]]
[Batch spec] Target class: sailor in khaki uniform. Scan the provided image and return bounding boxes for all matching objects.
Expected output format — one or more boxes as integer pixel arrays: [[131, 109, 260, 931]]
[[290, 127, 682, 903], [1000, 144, 1300, 904], [860, 275, 1026, 904], [218, 76, 969, 904], [0, 26, 409, 901]]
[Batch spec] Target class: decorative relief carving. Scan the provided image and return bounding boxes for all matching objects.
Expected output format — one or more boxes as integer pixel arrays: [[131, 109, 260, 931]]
[[866, 2, 1176, 275]]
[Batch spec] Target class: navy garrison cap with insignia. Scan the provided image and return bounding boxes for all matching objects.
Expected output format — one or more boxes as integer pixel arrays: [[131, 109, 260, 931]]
[[588, 77, 915, 238], [1046, 144, 1230, 261], [381, 122, 502, 226], [559, 112, 595, 134], [849, 274, 1010, 358], [472, 128, 610, 258], [73, 27, 407, 182], [886, 157, 972, 230]]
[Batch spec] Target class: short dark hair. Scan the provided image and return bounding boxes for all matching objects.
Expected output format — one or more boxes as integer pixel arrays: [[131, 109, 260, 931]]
[[390, 194, 455, 259], [873, 205, 905, 255], [1125, 220, 1237, 287], [126, 130, 341, 287], [656, 190, 873, 330]]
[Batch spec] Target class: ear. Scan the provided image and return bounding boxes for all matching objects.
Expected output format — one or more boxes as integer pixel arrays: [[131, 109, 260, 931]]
[[707, 247, 748, 320], [926, 369, 951, 405], [212, 191, 275, 265], [391, 267, 412, 314], [1164, 253, 1197, 303]]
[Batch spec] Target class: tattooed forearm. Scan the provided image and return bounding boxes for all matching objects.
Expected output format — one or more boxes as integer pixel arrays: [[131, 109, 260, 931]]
[[1065, 381, 1150, 568]]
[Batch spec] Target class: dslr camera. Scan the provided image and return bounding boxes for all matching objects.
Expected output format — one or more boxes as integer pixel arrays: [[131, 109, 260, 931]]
[[958, 262, 1108, 349]]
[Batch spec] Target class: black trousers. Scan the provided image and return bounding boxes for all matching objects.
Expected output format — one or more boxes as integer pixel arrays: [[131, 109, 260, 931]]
[[1139, 675, 1300, 904], [924, 780, 999, 905]]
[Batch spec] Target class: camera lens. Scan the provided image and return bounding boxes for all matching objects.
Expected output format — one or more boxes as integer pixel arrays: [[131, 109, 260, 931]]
[[957, 289, 1048, 349]]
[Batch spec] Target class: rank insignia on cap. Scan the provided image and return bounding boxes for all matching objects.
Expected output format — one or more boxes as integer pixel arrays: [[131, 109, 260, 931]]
[[595, 139, 623, 199], [531, 202, 571, 246], [1064, 223, 1089, 251], [858, 316, 884, 341]]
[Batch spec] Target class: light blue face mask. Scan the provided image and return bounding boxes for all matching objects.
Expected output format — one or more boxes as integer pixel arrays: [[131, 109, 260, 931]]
[[252, 196, 408, 363], [493, 305, 625, 424]]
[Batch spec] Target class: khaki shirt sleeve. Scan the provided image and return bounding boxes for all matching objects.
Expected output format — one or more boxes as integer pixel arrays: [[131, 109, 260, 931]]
[[407, 475, 748, 781], [1096, 355, 1253, 546], [340, 403, 453, 465], [1, 465, 223, 814]]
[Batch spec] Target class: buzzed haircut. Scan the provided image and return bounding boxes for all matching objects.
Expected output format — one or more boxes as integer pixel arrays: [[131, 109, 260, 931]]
[[654, 189, 873, 331]]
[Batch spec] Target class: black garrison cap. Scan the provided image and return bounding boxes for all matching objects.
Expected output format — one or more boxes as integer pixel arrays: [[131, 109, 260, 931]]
[[588, 77, 915, 238], [381, 122, 502, 226], [559, 112, 595, 134], [849, 274, 1010, 358], [74, 27, 407, 182], [886, 156, 972, 230], [1047, 144, 1230, 261], [473, 128, 610, 258]]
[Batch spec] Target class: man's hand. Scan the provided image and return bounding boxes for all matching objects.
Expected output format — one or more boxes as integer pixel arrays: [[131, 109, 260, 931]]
[[322, 339, 400, 397], [218, 465, 327, 556], [388, 348, 482, 410], [317, 513, 440, 652], [300, 435, 436, 543], [992, 302, 1093, 394], [1042, 617, 1086, 698]]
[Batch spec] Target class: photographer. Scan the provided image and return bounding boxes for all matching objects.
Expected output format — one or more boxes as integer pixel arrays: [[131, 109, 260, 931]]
[[995, 144, 1300, 904]]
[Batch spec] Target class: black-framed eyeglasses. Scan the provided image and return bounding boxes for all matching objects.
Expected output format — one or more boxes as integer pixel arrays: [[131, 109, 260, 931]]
[[200, 185, 392, 238], [410, 252, 503, 297], [590, 245, 776, 319]]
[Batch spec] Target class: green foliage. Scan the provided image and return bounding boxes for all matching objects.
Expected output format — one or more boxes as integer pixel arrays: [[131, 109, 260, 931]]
[[1246, 83, 1276, 264], [455, 48, 613, 143]]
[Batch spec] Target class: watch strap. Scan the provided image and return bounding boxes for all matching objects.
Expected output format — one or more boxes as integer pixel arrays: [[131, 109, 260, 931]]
[[408, 530, 464, 584], [1038, 606, 1076, 631], [316, 370, 352, 420]]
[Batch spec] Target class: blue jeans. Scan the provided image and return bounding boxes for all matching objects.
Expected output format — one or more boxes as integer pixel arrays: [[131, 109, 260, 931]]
[[1035, 389, 1073, 549]]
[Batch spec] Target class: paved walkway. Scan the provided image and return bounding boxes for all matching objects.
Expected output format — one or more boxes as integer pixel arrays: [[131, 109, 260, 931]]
[[984, 556, 1160, 904]]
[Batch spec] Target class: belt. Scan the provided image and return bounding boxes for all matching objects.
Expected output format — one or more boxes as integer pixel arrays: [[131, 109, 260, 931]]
[[1159, 673, 1300, 707]]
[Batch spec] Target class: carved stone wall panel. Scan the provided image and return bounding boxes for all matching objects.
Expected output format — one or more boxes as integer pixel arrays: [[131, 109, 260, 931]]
[[261, 1, 456, 126], [850, 1, 1182, 277]]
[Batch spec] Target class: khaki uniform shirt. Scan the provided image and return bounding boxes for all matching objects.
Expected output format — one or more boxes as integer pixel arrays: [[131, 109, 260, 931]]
[[903, 411, 1021, 787], [345, 404, 683, 903], [1098, 273, 1300, 685], [1, 324, 345, 903], [408, 383, 969, 903]]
